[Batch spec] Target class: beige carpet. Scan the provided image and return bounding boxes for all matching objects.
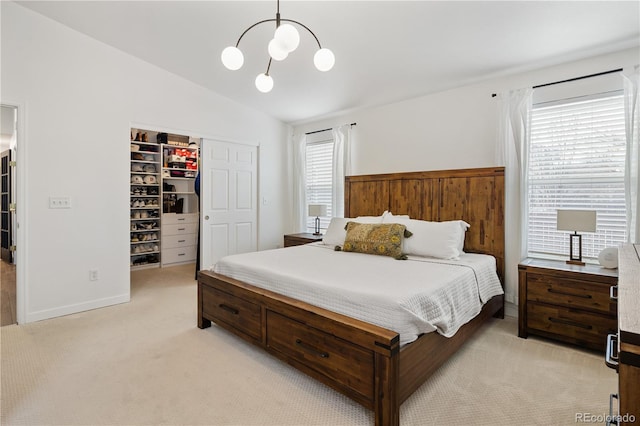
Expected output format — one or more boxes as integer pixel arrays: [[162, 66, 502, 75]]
[[1, 264, 616, 425]]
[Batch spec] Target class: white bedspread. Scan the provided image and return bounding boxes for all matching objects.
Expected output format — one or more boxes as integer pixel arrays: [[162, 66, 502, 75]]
[[212, 243, 504, 346]]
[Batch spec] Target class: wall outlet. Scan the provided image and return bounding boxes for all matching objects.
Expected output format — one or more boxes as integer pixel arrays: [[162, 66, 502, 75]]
[[89, 270, 99, 281]]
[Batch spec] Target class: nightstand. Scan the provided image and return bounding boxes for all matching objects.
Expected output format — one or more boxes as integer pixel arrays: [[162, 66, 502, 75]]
[[283, 233, 324, 247], [518, 257, 618, 351]]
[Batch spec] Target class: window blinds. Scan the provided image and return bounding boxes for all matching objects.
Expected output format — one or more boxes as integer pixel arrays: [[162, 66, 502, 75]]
[[528, 92, 627, 259], [305, 139, 333, 232]]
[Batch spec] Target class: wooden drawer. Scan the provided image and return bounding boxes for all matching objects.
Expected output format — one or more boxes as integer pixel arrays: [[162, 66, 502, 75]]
[[266, 310, 374, 400], [201, 285, 261, 341], [162, 233, 197, 249], [163, 223, 198, 236], [527, 302, 617, 350], [526, 273, 616, 315], [162, 213, 198, 225], [162, 245, 196, 264]]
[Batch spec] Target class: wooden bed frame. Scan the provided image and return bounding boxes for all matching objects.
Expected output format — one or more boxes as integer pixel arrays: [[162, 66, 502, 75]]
[[198, 167, 505, 426]]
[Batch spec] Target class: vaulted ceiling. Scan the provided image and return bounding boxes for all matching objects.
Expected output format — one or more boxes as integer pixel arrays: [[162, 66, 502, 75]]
[[16, 1, 640, 124]]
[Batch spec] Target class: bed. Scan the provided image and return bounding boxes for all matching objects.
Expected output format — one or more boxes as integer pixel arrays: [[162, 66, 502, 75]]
[[198, 167, 505, 426]]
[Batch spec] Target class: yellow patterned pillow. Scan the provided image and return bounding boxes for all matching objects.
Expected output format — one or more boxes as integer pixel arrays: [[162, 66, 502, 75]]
[[338, 222, 411, 260]]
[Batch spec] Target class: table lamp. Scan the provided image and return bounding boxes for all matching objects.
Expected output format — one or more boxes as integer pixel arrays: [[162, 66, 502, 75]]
[[556, 210, 597, 266], [308, 204, 327, 236]]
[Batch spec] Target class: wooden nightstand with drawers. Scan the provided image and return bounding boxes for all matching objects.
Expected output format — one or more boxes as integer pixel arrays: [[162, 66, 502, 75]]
[[283, 233, 324, 247], [518, 258, 618, 352]]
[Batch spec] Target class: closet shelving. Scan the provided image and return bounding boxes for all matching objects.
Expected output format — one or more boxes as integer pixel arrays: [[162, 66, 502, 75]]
[[161, 143, 199, 266], [130, 133, 161, 269], [161, 144, 198, 215], [130, 128, 199, 270]]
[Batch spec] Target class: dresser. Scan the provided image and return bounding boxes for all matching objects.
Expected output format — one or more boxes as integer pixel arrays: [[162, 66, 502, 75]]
[[606, 244, 640, 425], [518, 258, 618, 351], [161, 213, 198, 266], [283, 233, 324, 247]]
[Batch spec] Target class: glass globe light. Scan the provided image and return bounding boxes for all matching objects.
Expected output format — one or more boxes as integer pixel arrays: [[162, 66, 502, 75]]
[[268, 39, 288, 61], [313, 48, 335, 72], [221, 46, 244, 70], [255, 73, 274, 93], [274, 23, 300, 53]]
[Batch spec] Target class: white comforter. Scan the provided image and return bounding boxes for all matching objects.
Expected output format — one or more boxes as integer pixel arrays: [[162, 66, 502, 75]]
[[212, 243, 503, 346]]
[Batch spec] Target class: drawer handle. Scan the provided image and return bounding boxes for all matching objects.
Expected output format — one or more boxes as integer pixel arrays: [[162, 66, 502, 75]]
[[605, 333, 619, 371], [548, 316, 593, 330], [295, 339, 329, 359], [178, 218, 186, 221], [610, 285, 618, 302], [178, 239, 186, 243], [219, 304, 239, 315], [177, 228, 186, 231], [547, 288, 592, 299], [607, 393, 619, 426]]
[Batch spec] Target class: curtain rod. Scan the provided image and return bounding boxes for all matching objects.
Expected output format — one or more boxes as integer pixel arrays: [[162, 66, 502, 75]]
[[490, 68, 623, 98], [305, 122, 357, 135]]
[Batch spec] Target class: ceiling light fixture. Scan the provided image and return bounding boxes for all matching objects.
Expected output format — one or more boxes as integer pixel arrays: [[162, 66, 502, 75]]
[[221, 0, 335, 93]]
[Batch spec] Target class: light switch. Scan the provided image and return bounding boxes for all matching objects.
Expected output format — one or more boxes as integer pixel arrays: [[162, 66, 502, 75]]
[[49, 197, 71, 209]]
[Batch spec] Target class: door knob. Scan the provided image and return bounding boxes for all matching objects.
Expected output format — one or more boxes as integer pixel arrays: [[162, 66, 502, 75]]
[[205, 215, 210, 220]]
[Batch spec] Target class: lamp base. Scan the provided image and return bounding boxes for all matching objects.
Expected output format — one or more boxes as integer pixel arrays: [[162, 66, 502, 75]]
[[313, 216, 321, 236], [567, 232, 584, 266]]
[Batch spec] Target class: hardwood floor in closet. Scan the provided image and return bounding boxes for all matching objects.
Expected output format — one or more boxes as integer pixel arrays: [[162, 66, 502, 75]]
[[1, 259, 16, 326]]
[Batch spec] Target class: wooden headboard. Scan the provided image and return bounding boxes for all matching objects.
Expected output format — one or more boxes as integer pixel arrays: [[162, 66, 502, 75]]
[[345, 167, 505, 284]]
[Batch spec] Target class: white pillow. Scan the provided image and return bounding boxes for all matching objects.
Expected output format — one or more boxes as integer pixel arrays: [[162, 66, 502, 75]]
[[390, 218, 469, 260], [452, 220, 470, 253], [322, 217, 350, 246], [382, 211, 411, 222], [355, 215, 385, 223], [322, 216, 384, 246]]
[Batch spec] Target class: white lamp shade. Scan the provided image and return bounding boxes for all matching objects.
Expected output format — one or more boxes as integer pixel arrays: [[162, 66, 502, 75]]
[[221, 46, 244, 70], [557, 210, 597, 232], [308, 204, 327, 217], [255, 73, 274, 93], [314, 48, 335, 72], [274, 24, 300, 52], [268, 38, 289, 61]]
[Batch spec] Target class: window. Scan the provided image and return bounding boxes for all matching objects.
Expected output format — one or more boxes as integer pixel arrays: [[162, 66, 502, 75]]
[[305, 136, 333, 232], [527, 91, 627, 260]]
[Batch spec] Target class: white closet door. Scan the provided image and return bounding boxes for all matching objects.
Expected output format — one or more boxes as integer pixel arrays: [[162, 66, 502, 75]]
[[200, 139, 258, 271]]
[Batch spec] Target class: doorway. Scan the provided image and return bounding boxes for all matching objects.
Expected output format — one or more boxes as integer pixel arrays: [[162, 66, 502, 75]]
[[1, 105, 17, 326]]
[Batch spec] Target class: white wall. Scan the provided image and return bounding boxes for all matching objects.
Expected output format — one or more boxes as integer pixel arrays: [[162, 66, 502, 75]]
[[0, 106, 16, 151], [292, 46, 639, 311], [295, 48, 638, 175], [1, 2, 290, 323]]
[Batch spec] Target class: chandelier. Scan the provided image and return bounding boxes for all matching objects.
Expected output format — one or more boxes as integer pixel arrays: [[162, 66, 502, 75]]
[[221, 0, 335, 93]]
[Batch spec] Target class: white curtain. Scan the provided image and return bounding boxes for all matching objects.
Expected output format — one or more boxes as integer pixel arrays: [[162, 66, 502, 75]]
[[496, 88, 533, 305], [292, 132, 307, 232], [331, 124, 352, 217], [623, 70, 640, 244]]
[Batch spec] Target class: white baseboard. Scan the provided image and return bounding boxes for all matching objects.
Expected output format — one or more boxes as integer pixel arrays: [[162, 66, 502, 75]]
[[24, 293, 130, 324]]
